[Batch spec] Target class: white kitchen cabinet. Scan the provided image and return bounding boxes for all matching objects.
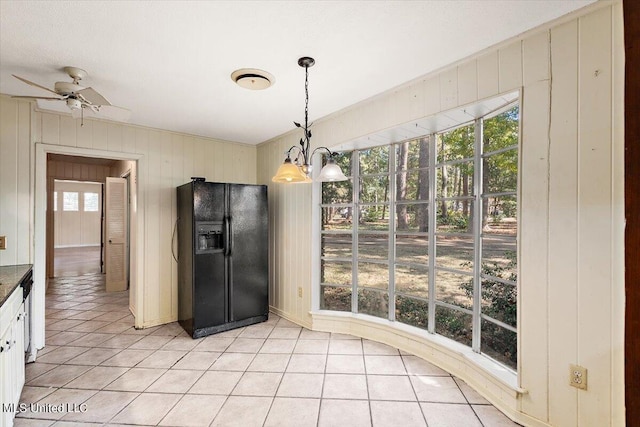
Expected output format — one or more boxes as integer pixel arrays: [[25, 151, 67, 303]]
[[0, 286, 25, 427]]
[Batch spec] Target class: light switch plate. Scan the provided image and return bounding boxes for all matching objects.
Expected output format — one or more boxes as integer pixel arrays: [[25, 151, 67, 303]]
[[0, 236, 6, 250]]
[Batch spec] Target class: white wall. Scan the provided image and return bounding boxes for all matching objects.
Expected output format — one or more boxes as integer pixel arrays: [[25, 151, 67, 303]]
[[256, 2, 624, 426], [0, 97, 257, 330], [53, 181, 102, 247]]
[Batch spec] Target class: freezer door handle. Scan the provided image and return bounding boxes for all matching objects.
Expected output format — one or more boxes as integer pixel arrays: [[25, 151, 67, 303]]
[[228, 217, 233, 256], [224, 217, 231, 256]]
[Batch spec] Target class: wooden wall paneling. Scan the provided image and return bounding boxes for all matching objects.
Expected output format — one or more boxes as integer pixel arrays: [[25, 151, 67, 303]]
[[107, 123, 123, 152], [457, 60, 478, 106], [624, 0, 640, 424], [159, 132, 173, 318], [207, 139, 220, 182], [477, 51, 500, 100], [17, 101, 31, 263], [32, 109, 42, 143], [170, 133, 184, 319], [41, 113, 60, 145], [610, 2, 625, 426], [59, 115, 76, 147], [439, 67, 458, 111], [144, 130, 162, 322], [182, 136, 195, 182], [499, 42, 524, 93], [122, 126, 136, 154], [91, 120, 108, 151], [518, 79, 550, 421], [76, 118, 92, 149], [0, 98, 18, 265], [523, 31, 550, 87], [423, 75, 441, 117], [404, 79, 425, 122], [71, 163, 81, 180], [577, 6, 613, 424], [135, 128, 149, 156], [547, 19, 579, 427], [193, 138, 207, 179]]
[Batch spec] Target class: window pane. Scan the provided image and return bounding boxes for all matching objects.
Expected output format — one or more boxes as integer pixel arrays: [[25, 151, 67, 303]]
[[359, 205, 389, 231], [395, 265, 428, 299], [436, 200, 473, 233], [322, 234, 352, 258], [435, 270, 473, 309], [436, 162, 474, 198], [481, 280, 517, 328], [359, 146, 389, 175], [322, 207, 352, 231], [63, 192, 79, 211], [482, 195, 517, 235], [321, 261, 351, 286], [321, 285, 351, 312], [360, 176, 389, 203], [436, 234, 474, 272], [53, 191, 57, 211], [484, 149, 517, 193], [481, 319, 517, 370], [396, 295, 428, 330], [396, 170, 429, 202], [358, 288, 388, 319], [358, 234, 387, 260], [437, 124, 475, 163], [84, 192, 99, 212], [395, 234, 428, 264], [395, 203, 429, 232], [481, 236, 517, 281], [435, 305, 472, 346], [357, 262, 388, 291], [322, 180, 353, 204], [483, 106, 519, 153], [396, 138, 429, 171]]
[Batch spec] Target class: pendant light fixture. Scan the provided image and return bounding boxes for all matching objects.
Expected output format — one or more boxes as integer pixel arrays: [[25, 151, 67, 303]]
[[272, 57, 348, 183]]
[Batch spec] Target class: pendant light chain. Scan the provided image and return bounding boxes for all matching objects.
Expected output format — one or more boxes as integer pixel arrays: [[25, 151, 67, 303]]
[[303, 63, 310, 164]]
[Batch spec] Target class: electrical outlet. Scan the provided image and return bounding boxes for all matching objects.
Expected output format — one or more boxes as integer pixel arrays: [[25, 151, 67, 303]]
[[0, 236, 6, 250], [298, 287, 303, 298], [569, 364, 587, 390]]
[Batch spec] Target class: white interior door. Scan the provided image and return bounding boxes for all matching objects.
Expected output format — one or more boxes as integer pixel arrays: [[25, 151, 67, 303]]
[[105, 177, 127, 292]]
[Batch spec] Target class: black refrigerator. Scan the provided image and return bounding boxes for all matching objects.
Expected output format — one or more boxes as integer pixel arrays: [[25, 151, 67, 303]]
[[177, 179, 269, 338]]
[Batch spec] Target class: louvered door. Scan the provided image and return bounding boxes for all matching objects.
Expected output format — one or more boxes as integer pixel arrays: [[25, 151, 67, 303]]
[[105, 177, 128, 292]]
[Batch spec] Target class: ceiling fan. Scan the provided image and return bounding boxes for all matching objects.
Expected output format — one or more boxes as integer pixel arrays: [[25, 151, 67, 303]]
[[11, 66, 130, 122]]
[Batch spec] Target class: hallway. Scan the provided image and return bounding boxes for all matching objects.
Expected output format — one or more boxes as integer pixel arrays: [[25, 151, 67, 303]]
[[16, 273, 518, 426]]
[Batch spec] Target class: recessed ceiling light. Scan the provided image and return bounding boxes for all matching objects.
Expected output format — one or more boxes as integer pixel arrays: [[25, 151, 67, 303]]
[[231, 68, 275, 90]]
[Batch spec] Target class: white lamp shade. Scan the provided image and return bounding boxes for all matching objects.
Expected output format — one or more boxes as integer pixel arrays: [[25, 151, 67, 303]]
[[316, 159, 348, 182]]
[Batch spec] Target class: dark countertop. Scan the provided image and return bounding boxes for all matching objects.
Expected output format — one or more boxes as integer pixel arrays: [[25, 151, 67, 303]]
[[0, 264, 32, 308]]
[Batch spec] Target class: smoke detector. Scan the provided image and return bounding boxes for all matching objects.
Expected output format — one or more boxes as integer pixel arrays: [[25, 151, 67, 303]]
[[231, 68, 275, 90]]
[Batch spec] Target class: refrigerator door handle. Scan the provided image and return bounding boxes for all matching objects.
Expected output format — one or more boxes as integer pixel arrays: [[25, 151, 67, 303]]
[[228, 217, 233, 256], [224, 216, 231, 256]]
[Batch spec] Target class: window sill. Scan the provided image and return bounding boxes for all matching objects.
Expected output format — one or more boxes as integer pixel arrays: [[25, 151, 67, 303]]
[[310, 310, 526, 405]]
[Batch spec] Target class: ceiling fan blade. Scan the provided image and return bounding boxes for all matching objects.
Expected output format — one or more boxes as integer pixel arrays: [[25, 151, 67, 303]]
[[73, 105, 131, 122], [96, 105, 131, 121], [11, 95, 64, 101], [76, 87, 111, 106], [12, 74, 60, 96]]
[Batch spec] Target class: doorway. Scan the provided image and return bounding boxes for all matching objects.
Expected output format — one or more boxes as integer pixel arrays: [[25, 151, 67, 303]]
[[33, 145, 143, 352], [52, 179, 103, 277]]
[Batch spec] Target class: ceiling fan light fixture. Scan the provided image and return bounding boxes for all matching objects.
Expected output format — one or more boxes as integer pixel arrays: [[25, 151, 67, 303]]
[[66, 98, 82, 110], [231, 68, 275, 90]]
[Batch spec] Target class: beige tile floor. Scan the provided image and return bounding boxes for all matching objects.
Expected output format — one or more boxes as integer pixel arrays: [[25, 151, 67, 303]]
[[14, 273, 520, 427]]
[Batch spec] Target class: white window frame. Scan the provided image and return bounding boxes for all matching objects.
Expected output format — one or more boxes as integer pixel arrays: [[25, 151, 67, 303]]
[[315, 100, 520, 370]]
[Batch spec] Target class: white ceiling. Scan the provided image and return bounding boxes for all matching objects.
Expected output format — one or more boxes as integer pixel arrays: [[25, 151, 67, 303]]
[[0, 1, 595, 145]]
